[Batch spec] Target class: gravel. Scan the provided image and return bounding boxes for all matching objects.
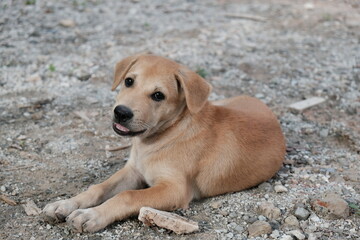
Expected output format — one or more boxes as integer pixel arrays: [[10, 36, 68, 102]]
[[1, 0, 359, 239]]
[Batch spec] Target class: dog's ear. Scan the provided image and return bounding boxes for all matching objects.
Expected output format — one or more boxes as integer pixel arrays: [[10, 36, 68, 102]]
[[112, 55, 138, 91], [175, 68, 212, 114]]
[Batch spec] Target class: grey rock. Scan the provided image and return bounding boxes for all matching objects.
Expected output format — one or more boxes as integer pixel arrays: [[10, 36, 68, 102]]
[[257, 182, 273, 192], [294, 207, 310, 220], [280, 234, 293, 240]]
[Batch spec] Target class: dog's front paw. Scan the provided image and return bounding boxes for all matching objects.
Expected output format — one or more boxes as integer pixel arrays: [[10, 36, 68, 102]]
[[42, 199, 79, 223], [66, 208, 109, 233], [66, 208, 111, 232]]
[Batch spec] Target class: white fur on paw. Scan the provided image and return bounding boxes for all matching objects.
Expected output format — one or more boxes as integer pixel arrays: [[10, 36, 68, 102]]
[[42, 199, 79, 223], [66, 208, 108, 233]]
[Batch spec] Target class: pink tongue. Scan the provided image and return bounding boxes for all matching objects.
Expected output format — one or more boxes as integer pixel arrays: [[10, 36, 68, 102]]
[[115, 123, 130, 133]]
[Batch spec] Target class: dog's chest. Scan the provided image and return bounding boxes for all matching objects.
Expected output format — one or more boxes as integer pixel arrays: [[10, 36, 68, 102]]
[[131, 146, 160, 186]]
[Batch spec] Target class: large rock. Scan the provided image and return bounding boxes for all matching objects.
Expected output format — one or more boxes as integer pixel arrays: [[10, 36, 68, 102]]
[[248, 220, 272, 237], [310, 193, 349, 219], [257, 202, 281, 220]]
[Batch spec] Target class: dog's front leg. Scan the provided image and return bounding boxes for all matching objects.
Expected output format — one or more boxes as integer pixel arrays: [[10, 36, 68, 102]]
[[43, 164, 143, 223], [66, 180, 191, 233]]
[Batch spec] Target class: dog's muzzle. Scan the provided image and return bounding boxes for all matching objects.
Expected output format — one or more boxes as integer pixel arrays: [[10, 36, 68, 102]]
[[112, 105, 146, 137]]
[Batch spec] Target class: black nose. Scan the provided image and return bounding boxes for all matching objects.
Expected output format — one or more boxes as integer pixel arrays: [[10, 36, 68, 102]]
[[114, 105, 134, 123]]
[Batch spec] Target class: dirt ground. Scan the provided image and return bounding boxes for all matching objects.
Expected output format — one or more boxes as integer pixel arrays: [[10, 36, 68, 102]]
[[0, 0, 359, 239]]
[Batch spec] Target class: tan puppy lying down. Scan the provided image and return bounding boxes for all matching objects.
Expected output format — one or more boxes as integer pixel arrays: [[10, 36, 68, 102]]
[[43, 55, 286, 232]]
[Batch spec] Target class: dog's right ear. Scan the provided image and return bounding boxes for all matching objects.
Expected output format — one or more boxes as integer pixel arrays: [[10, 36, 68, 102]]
[[112, 55, 138, 91]]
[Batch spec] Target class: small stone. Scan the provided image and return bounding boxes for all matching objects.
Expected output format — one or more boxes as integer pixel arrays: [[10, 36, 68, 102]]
[[0, 186, 6, 192], [274, 185, 288, 193], [308, 233, 317, 240], [288, 97, 325, 112], [284, 215, 300, 227], [287, 230, 305, 240], [225, 232, 234, 238], [258, 215, 267, 221], [234, 225, 244, 233], [248, 220, 272, 237], [229, 212, 237, 218], [310, 193, 349, 219], [22, 199, 41, 216], [77, 74, 92, 81], [210, 200, 222, 209], [258, 182, 273, 192], [294, 207, 310, 220], [220, 210, 229, 216], [59, 19, 76, 27], [257, 202, 281, 220], [46, 224, 51, 230], [247, 216, 258, 224], [270, 229, 280, 238], [27, 74, 42, 82], [304, 2, 315, 10], [279, 234, 293, 240], [309, 213, 320, 222], [269, 220, 280, 230], [319, 129, 329, 138]]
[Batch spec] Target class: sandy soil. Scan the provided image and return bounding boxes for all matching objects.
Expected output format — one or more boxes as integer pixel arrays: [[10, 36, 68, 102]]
[[0, 0, 359, 239]]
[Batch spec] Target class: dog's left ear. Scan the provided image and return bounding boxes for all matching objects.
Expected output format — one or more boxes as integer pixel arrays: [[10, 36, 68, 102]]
[[175, 68, 212, 114], [112, 55, 139, 91]]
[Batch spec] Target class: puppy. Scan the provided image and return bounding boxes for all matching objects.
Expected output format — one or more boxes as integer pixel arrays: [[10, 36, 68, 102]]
[[43, 55, 285, 233]]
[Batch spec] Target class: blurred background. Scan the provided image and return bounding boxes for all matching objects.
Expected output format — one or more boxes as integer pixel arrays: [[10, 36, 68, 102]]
[[0, 0, 359, 239]]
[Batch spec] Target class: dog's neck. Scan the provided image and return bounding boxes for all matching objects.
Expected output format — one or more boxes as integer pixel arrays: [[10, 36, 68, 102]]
[[134, 101, 213, 147]]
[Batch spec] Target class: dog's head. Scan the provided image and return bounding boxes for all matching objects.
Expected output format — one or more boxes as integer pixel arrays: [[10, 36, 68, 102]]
[[111, 54, 212, 138]]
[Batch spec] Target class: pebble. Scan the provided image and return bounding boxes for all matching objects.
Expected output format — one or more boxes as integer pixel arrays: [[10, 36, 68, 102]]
[[225, 232, 234, 238], [257, 202, 281, 220], [287, 230, 305, 240], [258, 215, 267, 221], [234, 225, 244, 233], [294, 207, 310, 220], [309, 213, 321, 222], [274, 185, 288, 193], [280, 234, 293, 240], [269, 220, 280, 230], [311, 193, 349, 219], [247, 220, 272, 237], [308, 233, 317, 240], [319, 129, 329, 138], [59, 19, 76, 28], [270, 229, 280, 238], [210, 200, 222, 209], [0, 186, 6, 192], [229, 212, 237, 218], [27, 74, 42, 83], [284, 215, 300, 227], [257, 182, 273, 192]]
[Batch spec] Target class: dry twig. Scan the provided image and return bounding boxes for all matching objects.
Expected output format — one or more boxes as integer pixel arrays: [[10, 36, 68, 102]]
[[0, 194, 17, 206]]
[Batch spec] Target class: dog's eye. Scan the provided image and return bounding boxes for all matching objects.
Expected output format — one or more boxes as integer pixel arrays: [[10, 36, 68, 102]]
[[151, 92, 165, 102], [124, 78, 134, 87]]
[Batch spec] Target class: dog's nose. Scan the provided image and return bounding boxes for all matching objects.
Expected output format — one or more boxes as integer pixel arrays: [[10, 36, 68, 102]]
[[114, 105, 134, 123]]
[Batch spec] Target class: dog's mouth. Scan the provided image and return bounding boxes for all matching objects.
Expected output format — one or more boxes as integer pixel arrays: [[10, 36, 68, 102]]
[[112, 122, 146, 137]]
